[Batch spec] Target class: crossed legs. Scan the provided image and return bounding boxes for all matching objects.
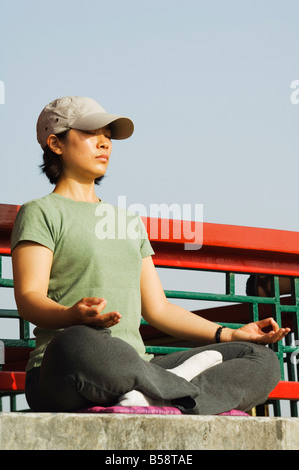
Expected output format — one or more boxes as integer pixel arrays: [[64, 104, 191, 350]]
[[25, 325, 281, 414]]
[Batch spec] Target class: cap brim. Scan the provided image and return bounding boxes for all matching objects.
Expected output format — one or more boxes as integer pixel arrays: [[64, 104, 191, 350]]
[[71, 112, 134, 140]]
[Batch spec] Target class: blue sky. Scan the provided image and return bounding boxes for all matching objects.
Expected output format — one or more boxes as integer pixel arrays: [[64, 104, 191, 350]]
[[1, 0, 299, 231]]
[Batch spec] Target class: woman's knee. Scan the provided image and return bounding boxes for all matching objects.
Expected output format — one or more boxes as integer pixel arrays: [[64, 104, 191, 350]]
[[42, 324, 144, 379], [257, 344, 281, 387]]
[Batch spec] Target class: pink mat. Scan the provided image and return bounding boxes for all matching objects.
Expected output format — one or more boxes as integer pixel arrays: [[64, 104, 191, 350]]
[[218, 410, 249, 416], [77, 405, 182, 414], [76, 405, 249, 416]]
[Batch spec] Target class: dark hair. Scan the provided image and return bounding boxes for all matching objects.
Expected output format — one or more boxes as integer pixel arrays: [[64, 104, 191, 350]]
[[40, 130, 105, 185]]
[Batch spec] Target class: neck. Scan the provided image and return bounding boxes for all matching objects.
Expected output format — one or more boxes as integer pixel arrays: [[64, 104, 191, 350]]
[[53, 177, 100, 203]]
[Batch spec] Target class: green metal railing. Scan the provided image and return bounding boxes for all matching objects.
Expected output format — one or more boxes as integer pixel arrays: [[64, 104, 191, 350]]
[[144, 273, 299, 374]]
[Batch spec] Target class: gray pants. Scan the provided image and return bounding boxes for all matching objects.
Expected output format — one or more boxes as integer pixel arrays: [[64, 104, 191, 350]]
[[25, 325, 281, 414]]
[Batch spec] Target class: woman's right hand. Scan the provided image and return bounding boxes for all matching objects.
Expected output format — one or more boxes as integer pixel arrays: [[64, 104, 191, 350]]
[[69, 297, 121, 328]]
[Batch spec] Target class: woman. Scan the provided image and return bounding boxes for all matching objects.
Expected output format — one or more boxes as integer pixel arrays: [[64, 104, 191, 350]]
[[11, 96, 289, 414]]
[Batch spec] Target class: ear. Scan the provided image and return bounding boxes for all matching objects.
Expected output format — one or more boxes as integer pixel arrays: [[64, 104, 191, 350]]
[[47, 134, 63, 155]]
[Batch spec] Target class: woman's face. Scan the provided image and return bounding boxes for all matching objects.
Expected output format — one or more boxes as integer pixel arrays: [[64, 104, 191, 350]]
[[54, 127, 112, 183]]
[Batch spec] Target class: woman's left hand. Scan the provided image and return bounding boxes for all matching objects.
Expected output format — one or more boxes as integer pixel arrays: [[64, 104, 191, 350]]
[[225, 317, 290, 345]]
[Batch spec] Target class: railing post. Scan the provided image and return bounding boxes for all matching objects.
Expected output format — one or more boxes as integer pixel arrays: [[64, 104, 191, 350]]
[[225, 272, 235, 296]]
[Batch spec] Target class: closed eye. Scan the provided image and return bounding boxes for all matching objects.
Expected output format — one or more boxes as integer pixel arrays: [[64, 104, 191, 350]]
[[84, 129, 111, 139]]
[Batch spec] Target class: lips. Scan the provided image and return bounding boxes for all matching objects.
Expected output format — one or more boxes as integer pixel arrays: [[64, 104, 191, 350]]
[[95, 155, 109, 162]]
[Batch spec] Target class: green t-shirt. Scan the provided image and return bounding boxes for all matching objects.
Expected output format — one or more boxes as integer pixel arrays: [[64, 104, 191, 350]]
[[11, 193, 155, 370]]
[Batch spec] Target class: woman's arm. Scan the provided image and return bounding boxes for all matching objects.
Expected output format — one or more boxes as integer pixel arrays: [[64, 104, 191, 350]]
[[12, 241, 121, 329], [140, 256, 290, 344]]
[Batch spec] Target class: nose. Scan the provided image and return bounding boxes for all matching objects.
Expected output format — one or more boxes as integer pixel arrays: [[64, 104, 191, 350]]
[[96, 132, 111, 150]]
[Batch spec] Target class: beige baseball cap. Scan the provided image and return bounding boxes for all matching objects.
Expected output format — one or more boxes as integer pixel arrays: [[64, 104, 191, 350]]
[[37, 96, 134, 149]]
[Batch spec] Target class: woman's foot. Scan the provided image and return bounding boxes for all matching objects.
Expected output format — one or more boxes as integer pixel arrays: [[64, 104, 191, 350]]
[[166, 350, 222, 381], [116, 390, 170, 407], [116, 350, 222, 407]]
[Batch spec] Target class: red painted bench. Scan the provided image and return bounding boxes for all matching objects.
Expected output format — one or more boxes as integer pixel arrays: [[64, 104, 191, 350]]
[[1, 204, 299, 414]]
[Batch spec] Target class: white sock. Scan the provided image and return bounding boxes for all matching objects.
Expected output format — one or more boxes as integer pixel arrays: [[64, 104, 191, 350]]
[[116, 350, 222, 407], [166, 350, 222, 382], [116, 389, 170, 407]]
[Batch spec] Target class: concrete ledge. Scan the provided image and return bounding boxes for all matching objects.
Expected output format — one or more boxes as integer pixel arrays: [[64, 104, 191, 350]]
[[1, 412, 299, 450]]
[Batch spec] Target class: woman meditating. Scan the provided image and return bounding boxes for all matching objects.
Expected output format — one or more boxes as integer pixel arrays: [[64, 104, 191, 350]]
[[11, 96, 289, 413]]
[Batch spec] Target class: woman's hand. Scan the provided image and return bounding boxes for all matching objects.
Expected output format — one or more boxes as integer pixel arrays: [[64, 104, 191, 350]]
[[69, 297, 121, 328], [223, 317, 290, 345]]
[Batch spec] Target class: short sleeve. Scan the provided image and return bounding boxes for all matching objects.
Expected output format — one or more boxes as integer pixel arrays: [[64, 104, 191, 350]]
[[138, 216, 155, 259], [11, 201, 56, 252]]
